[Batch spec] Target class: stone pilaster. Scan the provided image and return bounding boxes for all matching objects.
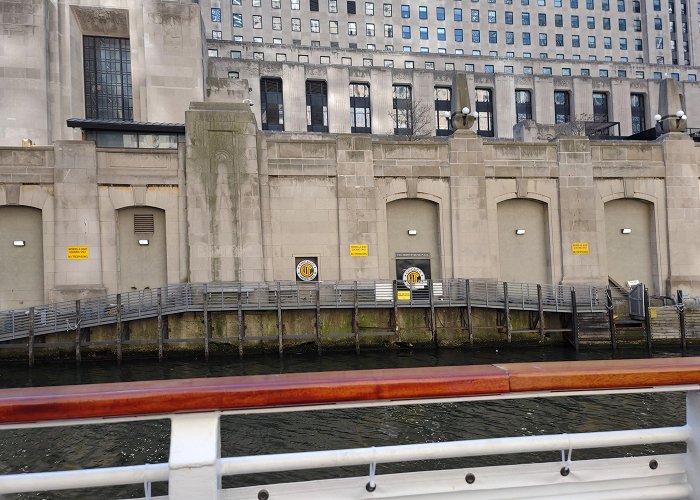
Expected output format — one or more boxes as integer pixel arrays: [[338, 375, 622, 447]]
[[662, 133, 700, 293], [557, 137, 606, 285], [336, 135, 380, 279], [51, 141, 104, 301], [185, 102, 263, 282], [448, 130, 493, 279]]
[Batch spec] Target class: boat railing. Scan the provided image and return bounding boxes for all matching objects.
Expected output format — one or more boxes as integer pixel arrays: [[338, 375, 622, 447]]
[[0, 357, 699, 499], [0, 279, 606, 341]]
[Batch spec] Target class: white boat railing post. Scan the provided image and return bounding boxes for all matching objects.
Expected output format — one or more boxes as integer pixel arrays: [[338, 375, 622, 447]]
[[685, 390, 700, 499], [168, 413, 222, 500]]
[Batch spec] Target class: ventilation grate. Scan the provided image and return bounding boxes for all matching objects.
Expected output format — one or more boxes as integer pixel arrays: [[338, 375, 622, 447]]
[[134, 214, 155, 233]]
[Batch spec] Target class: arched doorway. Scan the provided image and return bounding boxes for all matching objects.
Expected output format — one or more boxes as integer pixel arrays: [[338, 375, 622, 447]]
[[604, 199, 656, 291], [117, 207, 167, 292], [386, 199, 441, 284], [497, 199, 550, 283], [0, 206, 44, 309]]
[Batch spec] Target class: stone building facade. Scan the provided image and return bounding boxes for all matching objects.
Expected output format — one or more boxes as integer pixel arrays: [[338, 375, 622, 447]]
[[1, 77, 700, 310]]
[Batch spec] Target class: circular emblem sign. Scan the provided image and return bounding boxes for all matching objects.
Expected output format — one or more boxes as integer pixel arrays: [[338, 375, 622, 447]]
[[402, 266, 426, 289], [296, 259, 318, 281]]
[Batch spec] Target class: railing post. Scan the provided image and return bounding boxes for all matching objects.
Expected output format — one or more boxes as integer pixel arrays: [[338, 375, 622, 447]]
[[168, 413, 221, 500], [27, 307, 35, 367], [157, 288, 164, 362], [678, 289, 687, 354], [277, 282, 283, 357], [353, 281, 360, 354], [74, 300, 81, 364], [429, 280, 437, 348], [392, 280, 399, 342], [503, 282, 511, 343], [644, 286, 652, 354], [203, 285, 210, 361], [571, 287, 579, 352], [116, 294, 122, 364], [315, 281, 322, 355], [237, 282, 244, 359], [466, 279, 473, 345], [537, 284, 544, 342], [606, 287, 616, 355], [685, 390, 700, 494]]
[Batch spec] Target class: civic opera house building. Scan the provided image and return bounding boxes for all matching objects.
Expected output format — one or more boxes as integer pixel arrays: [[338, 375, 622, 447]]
[[2, 0, 700, 311]]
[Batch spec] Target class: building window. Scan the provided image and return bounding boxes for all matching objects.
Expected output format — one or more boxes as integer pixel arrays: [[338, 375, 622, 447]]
[[489, 31, 497, 43], [592, 92, 609, 125], [272, 17, 282, 30], [261, 78, 284, 131], [306, 81, 328, 132], [419, 5, 427, 18], [490, 10, 498, 22], [437, 28, 446, 40], [272, 0, 281, 7], [291, 0, 300, 8], [539, 33, 548, 45], [455, 29, 464, 41], [310, 0, 319, 11], [212, 30, 222, 40], [311, 19, 320, 32], [539, 13, 547, 25], [620, 37, 628, 49], [515, 90, 532, 123], [553, 91, 570, 124], [349, 83, 371, 133], [385, 24, 393, 37], [211, 8, 222, 22], [83, 36, 133, 120], [366, 23, 375, 36], [455, 8, 463, 20], [523, 32, 531, 45], [434, 87, 451, 136], [366, 2, 375, 15], [402, 25, 411, 38], [485, 64, 495, 72], [476, 88, 494, 137], [420, 27, 428, 39], [630, 93, 646, 133], [401, 4, 410, 17], [392, 84, 412, 135], [473, 30, 481, 43], [347, 0, 356, 13], [233, 13, 243, 27], [522, 12, 530, 24], [571, 15, 579, 27], [348, 22, 357, 35], [619, 18, 626, 30], [383, 3, 392, 15]]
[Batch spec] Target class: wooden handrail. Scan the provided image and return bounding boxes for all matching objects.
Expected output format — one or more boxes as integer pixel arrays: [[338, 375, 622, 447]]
[[1, 358, 699, 424]]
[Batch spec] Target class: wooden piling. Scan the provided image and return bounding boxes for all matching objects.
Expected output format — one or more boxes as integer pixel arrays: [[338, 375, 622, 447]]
[[503, 282, 511, 343], [644, 286, 652, 353], [277, 282, 283, 357], [237, 282, 244, 359], [429, 280, 437, 348], [353, 281, 360, 354], [157, 288, 163, 362], [678, 289, 687, 354], [571, 288, 579, 352], [116, 294, 122, 364], [27, 306, 35, 367], [537, 284, 545, 342], [466, 279, 473, 345], [203, 286, 210, 361], [606, 287, 616, 355], [74, 300, 81, 364], [315, 282, 322, 355]]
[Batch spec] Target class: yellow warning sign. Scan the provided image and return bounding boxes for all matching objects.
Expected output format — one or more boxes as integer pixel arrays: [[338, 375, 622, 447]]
[[67, 246, 89, 260], [350, 244, 369, 257], [649, 308, 657, 319], [571, 242, 589, 255], [397, 290, 411, 301]]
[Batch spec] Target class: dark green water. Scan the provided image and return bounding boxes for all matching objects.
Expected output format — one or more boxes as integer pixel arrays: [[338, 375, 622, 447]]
[[0, 345, 692, 499]]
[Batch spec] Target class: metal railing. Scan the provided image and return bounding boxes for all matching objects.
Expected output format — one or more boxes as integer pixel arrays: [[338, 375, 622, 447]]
[[0, 279, 606, 342], [0, 358, 697, 499]]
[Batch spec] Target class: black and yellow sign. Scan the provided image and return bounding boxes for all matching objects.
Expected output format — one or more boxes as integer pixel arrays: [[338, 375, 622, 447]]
[[350, 244, 369, 257], [397, 290, 411, 301], [295, 258, 319, 282], [67, 246, 89, 260], [571, 242, 590, 255], [402, 266, 426, 289]]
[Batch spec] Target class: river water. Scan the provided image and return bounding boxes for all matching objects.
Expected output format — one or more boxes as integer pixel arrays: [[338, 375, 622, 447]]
[[0, 345, 692, 499]]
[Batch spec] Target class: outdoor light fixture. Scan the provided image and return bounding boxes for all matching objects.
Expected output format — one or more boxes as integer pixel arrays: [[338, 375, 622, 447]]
[[654, 114, 662, 122], [408, 229, 417, 235], [138, 239, 150, 246], [472, 110, 479, 118], [462, 107, 470, 115], [515, 229, 526, 235], [13, 240, 25, 247], [676, 110, 685, 118], [621, 228, 632, 234], [443, 111, 451, 119]]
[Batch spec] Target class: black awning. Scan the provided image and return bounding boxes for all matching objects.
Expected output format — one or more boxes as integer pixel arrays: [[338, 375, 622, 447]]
[[66, 118, 185, 134]]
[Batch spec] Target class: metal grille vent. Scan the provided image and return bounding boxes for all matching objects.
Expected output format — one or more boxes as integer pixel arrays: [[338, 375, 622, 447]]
[[261, 78, 282, 93], [134, 214, 155, 233], [306, 81, 327, 95]]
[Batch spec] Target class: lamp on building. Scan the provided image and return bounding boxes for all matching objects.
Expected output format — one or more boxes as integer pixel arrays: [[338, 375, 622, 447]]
[[21, 139, 33, 148], [676, 110, 685, 118], [461, 106, 470, 127], [654, 114, 662, 122], [515, 229, 526, 235], [138, 239, 150, 246], [407, 229, 417, 235], [620, 228, 632, 234], [13, 240, 25, 247], [472, 110, 479, 119]]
